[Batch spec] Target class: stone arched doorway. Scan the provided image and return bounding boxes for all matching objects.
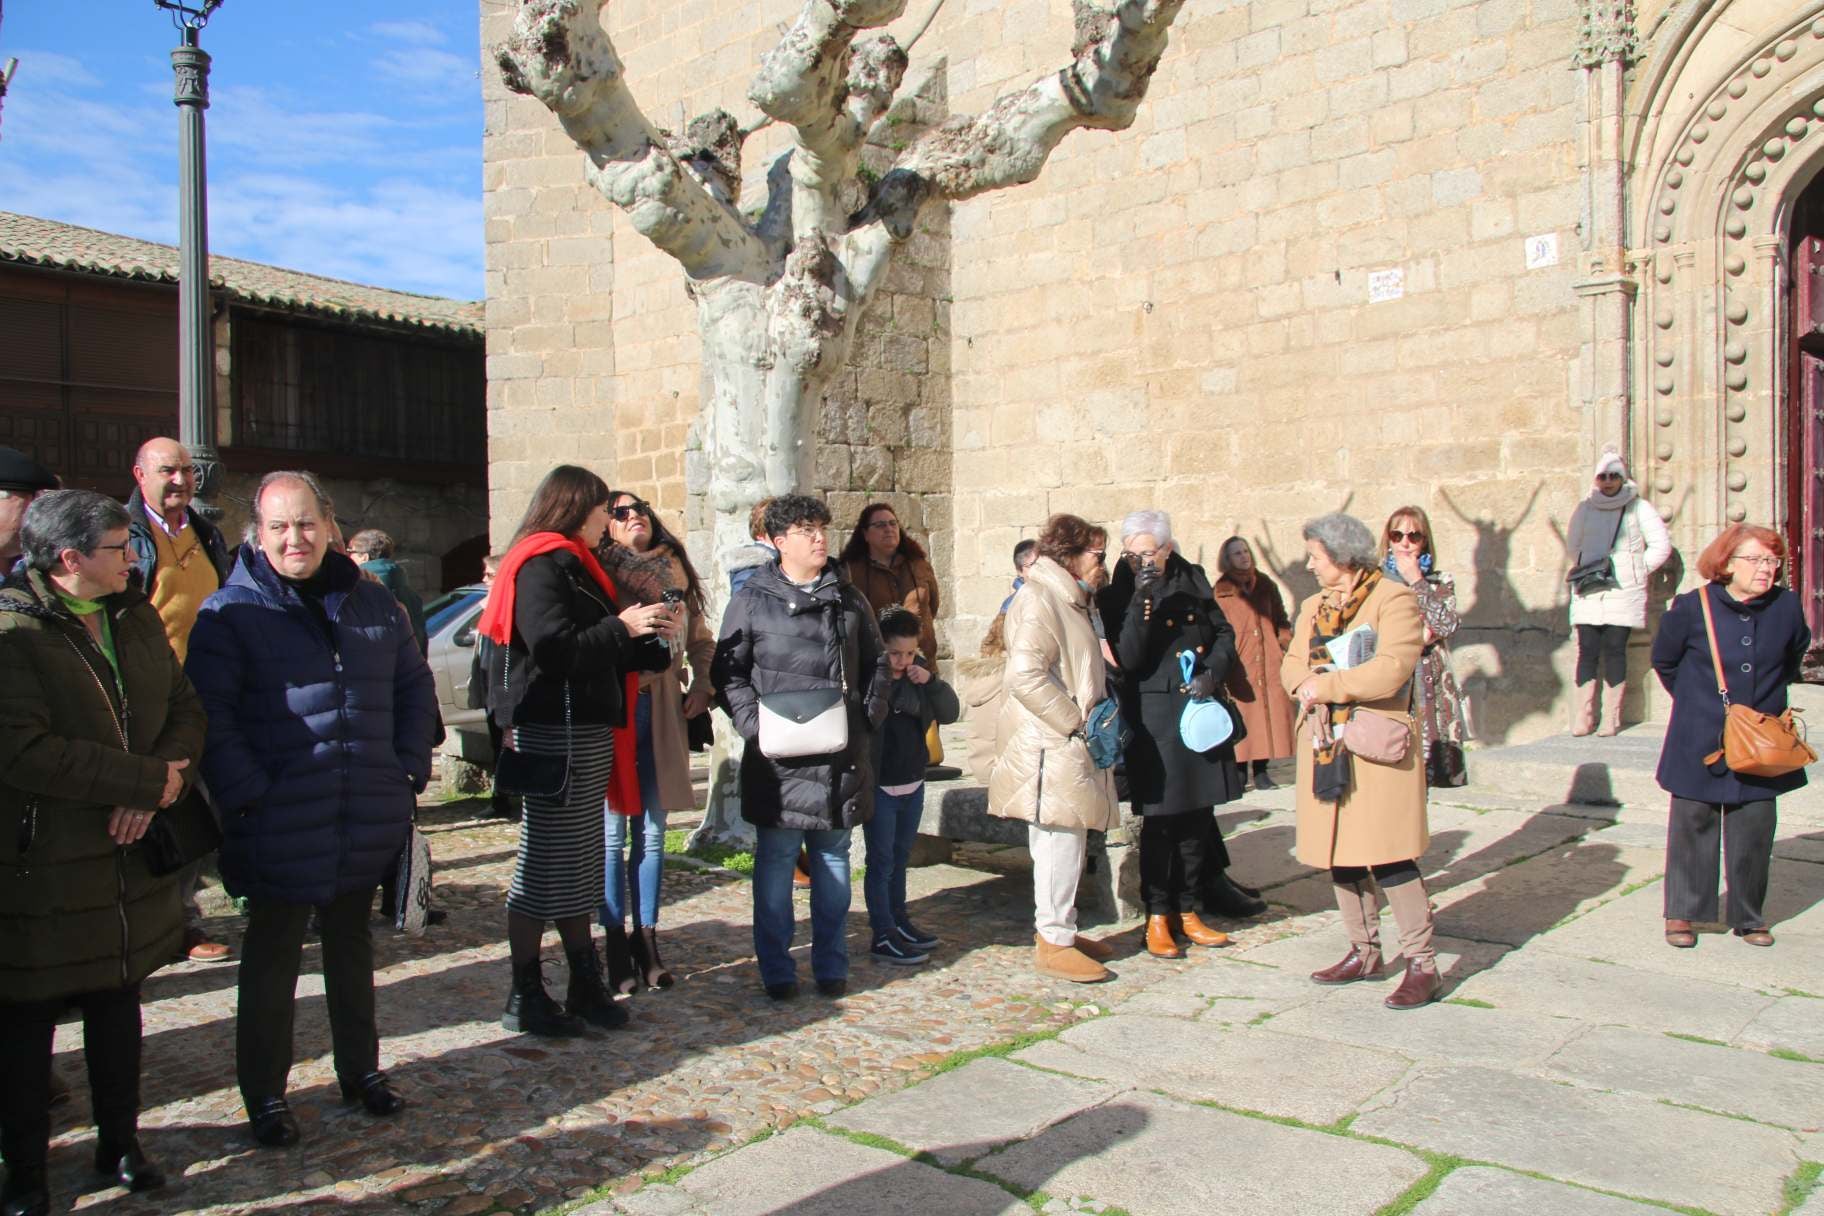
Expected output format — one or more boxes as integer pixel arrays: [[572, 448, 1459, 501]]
[[1625, 5, 1824, 608], [1785, 175, 1824, 665]]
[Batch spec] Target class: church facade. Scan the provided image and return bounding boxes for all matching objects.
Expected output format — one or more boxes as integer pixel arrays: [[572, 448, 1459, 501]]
[[479, 0, 1824, 744]]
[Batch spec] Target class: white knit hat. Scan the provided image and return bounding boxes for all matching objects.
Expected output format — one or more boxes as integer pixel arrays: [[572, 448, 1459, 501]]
[[1593, 445, 1626, 479]]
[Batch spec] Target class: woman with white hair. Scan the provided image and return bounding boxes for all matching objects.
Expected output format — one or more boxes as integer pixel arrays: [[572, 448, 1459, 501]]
[[1565, 445, 1670, 736], [1099, 509, 1264, 962], [1282, 512, 1438, 1009]]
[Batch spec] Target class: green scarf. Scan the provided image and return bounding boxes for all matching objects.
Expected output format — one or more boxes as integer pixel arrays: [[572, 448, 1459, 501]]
[[57, 590, 122, 691]]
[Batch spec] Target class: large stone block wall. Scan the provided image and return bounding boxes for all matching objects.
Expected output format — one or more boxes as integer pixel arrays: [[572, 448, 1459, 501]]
[[482, 0, 1607, 742]]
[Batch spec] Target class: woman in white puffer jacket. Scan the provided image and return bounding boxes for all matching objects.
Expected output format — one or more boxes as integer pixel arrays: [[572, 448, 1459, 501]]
[[988, 513, 1119, 984], [1565, 446, 1671, 736]]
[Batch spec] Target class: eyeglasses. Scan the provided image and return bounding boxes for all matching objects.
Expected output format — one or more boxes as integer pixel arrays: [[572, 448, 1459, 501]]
[[866, 518, 899, 531], [610, 503, 650, 521], [783, 526, 829, 541], [1387, 530, 1425, 544], [89, 543, 132, 559], [1596, 472, 1624, 481], [1730, 554, 1781, 569], [1123, 547, 1164, 564], [1086, 549, 1107, 563]]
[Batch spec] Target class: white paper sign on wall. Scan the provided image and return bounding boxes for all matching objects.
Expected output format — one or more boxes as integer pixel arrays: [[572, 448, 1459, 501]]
[[1525, 232, 1559, 270], [1368, 269, 1404, 303]]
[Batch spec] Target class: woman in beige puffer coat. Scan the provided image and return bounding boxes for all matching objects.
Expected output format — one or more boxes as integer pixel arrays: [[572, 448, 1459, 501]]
[[987, 515, 1118, 983]]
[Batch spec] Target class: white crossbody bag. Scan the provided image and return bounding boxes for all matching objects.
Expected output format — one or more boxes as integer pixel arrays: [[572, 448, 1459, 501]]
[[756, 599, 852, 758]]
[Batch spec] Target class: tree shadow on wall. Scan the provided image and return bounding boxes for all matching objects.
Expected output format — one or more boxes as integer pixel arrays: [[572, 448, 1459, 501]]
[[1439, 483, 1570, 746]]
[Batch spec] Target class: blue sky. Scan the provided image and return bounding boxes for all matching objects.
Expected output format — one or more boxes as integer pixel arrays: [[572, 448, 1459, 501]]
[[0, 1, 484, 300]]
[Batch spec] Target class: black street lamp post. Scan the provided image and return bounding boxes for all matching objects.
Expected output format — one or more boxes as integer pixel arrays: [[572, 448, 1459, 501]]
[[156, 0, 224, 514]]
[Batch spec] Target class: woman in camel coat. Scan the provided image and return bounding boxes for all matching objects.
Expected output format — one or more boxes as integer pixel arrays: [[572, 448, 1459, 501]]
[[1214, 536, 1296, 788], [1281, 513, 1438, 1010]]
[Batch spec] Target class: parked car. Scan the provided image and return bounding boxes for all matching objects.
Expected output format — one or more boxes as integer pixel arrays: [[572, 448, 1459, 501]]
[[427, 584, 494, 766]]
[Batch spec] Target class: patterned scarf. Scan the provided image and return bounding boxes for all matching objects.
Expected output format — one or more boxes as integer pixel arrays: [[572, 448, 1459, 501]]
[[1308, 569, 1382, 802]]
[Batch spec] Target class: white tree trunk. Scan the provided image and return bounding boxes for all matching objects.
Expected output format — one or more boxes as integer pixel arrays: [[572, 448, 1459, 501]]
[[496, 0, 1187, 843]]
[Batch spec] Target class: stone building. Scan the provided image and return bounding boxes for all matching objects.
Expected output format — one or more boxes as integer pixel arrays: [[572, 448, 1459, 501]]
[[0, 211, 490, 594], [480, 0, 1824, 743]]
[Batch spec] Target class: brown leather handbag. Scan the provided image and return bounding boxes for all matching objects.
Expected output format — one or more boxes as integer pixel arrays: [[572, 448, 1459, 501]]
[[1698, 586, 1816, 777], [1341, 707, 1413, 765]]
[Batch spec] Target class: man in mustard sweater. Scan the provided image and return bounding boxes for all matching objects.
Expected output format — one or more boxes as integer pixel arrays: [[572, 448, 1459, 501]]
[[125, 436, 235, 962]]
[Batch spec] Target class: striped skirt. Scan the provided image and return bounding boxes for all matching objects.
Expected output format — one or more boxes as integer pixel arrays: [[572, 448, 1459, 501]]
[[507, 722, 614, 921]]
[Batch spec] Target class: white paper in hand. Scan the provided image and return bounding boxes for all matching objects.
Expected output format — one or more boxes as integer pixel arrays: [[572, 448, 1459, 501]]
[[1322, 624, 1379, 670]]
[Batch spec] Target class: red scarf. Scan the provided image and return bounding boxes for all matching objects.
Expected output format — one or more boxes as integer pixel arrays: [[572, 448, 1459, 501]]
[[480, 532, 641, 816]]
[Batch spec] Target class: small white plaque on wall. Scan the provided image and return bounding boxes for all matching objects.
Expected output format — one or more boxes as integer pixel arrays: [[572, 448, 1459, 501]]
[[1368, 269, 1404, 303], [1525, 232, 1559, 269]]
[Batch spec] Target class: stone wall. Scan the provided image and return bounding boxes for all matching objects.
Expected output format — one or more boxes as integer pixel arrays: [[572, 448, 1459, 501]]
[[481, 0, 1627, 742]]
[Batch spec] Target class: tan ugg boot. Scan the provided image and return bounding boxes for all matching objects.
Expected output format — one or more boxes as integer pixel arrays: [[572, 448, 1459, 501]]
[[1569, 681, 1598, 737], [1034, 934, 1112, 983], [1596, 681, 1626, 736]]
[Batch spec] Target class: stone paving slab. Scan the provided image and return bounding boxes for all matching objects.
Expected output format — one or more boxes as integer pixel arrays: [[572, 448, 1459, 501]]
[[974, 1090, 1428, 1216], [825, 1057, 1122, 1166], [1427, 840, 1664, 948], [1447, 946, 1778, 1041], [602, 1126, 1026, 1216], [1408, 1166, 1662, 1215], [1352, 1064, 1801, 1214], [1265, 989, 1584, 1071], [1738, 995, 1824, 1060], [1545, 1024, 1824, 1131], [1534, 880, 1824, 993], [1012, 1014, 1411, 1125]]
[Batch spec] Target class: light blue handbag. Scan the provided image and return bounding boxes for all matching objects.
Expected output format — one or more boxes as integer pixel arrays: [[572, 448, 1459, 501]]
[[1178, 651, 1234, 752]]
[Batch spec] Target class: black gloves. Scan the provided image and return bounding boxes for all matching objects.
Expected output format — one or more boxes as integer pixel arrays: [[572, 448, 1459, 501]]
[[1186, 669, 1218, 700]]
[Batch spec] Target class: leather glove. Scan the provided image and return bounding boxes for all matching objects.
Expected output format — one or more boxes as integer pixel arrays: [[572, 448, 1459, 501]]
[[1186, 669, 1218, 700], [1134, 560, 1161, 593]]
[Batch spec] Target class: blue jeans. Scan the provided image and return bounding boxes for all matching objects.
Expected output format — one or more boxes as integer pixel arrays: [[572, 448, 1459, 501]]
[[752, 826, 852, 987], [601, 692, 667, 927], [862, 786, 924, 938]]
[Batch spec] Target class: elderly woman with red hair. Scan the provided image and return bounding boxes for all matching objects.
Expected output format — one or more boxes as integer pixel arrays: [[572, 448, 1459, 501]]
[[1651, 523, 1809, 950]]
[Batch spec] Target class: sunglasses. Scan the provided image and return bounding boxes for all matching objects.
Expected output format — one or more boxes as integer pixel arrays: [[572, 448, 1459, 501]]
[[610, 503, 650, 521], [1387, 530, 1425, 544]]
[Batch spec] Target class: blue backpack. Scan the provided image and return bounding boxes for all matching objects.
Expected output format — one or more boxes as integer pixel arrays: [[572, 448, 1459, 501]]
[[1082, 695, 1131, 770]]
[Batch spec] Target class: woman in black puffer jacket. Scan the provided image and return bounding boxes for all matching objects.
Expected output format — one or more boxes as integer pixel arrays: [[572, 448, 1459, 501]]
[[712, 494, 891, 1000]]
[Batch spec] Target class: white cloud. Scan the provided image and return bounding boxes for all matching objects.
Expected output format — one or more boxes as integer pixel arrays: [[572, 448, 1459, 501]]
[[373, 46, 476, 95], [371, 21, 447, 46]]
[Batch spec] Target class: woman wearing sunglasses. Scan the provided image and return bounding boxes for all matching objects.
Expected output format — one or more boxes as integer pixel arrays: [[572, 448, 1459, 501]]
[[1566, 447, 1670, 736], [594, 492, 715, 994], [1379, 508, 1470, 788]]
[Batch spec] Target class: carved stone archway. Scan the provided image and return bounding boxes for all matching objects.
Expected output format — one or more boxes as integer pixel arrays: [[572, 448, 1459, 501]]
[[1625, 5, 1824, 564]]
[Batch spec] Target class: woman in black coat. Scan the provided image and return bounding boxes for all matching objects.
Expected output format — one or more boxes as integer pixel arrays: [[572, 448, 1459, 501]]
[[1651, 522, 1809, 949], [480, 466, 675, 1037], [1100, 511, 1265, 961]]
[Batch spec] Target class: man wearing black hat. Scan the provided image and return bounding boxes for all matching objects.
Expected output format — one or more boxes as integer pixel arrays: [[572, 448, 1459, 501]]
[[0, 446, 59, 577]]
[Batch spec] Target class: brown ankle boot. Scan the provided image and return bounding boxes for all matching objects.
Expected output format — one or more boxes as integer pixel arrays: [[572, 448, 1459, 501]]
[[1176, 912, 1230, 948], [1146, 915, 1186, 958], [1072, 935, 1115, 962], [1384, 959, 1441, 1009], [1596, 681, 1626, 737], [1310, 945, 1383, 984], [1034, 935, 1111, 983]]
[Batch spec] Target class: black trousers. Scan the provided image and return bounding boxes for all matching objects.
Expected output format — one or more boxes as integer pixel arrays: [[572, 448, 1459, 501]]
[[1138, 807, 1232, 916], [0, 984, 142, 1174], [1575, 624, 1630, 686], [1664, 797, 1776, 928], [237, 887, 379, 1112]]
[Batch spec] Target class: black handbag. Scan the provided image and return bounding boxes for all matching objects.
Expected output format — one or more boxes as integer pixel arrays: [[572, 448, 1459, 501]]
[[1566, 506, 1627, 595], [142, 786, 223, 877], [493, 648, 572, 799], [688, 709, 714, 752]]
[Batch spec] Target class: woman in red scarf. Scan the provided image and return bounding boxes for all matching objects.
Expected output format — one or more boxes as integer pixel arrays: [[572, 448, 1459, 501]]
[[479, 466, 677, 1037]]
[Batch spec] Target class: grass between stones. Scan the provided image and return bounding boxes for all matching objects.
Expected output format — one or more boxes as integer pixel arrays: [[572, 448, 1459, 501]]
[[1769, 1047, 1824, 1064], [1444, 997, 1495, 1009], [1663, 1031, 1729, 1047], [1780, 1162, 1824, 1215], [658, 829, 867, 881]]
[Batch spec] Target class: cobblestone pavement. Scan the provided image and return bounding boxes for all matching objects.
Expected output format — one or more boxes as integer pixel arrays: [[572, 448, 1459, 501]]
[[42, 774, 1824, 1216]]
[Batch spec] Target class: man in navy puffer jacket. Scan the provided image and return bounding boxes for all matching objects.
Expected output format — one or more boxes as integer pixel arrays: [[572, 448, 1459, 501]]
[[186, 471, 438, 1150]]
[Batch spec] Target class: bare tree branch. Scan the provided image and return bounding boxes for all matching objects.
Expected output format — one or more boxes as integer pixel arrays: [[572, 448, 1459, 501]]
[[749, 0, 909, 242], [854, 0, 1186, 241], [495, 0, 766, 279]]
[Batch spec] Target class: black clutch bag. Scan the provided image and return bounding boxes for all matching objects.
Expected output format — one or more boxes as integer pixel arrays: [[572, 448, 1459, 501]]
[[688, 709, 714, 752], [142, 786, 224, 877]]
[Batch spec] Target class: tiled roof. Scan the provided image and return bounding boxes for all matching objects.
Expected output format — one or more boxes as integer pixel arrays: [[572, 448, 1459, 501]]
[[0, 211, 483, 336]]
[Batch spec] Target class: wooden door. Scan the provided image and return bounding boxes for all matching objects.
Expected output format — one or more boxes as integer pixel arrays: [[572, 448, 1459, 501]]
[[1788, 188, 1824, 677]]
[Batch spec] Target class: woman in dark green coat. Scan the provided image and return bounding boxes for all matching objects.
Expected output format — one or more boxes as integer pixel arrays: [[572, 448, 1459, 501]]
[[0, 490, 207, 1216]]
